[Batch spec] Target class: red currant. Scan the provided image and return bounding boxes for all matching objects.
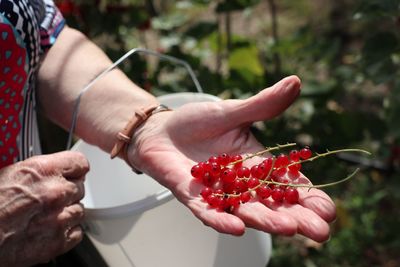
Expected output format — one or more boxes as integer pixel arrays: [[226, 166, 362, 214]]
[[221, 168, 237, 184], [263, 156, 275, 169], [209, 162, 221, 176], [250, 165, 263, 179], [217, 198, 227, 210], [203, 161, 212, 172], [237, 166, 250, 178], [206, 194, 218, 207], [226, 196, 240, 209], [300, 147, 312, 160], [247, 177, 260, 189], [200, 187, 213, 200], [272, 167, 287, 179], [240, 191, 252, 203], [271, 187, 285, 202], [256, 184, 272, 199], [208, 156, 219, 164], [191, 164, 204, 179], [288, 162, 301, 176], [217, 153, 230, 166], [223, 182, 235, 194], [289, 150, 300, 162], [258, 161, 272, 178], [275, 154, 289, 168], [202, 172, 217, 187], [230, 155, 243, 168], [233, 179, 248, 192], [284, 188, 299, 204]]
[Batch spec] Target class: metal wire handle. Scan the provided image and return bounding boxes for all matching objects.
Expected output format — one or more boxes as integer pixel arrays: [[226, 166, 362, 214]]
[[66, 48, 204, 150]]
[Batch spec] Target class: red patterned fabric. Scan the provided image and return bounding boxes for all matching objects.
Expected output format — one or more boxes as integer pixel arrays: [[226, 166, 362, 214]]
[[0, 0, 65, 168], [0, 23, 27, 167]]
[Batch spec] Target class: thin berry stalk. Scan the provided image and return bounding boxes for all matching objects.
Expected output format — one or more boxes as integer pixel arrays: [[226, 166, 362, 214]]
[[263, 168, 360, 190], [287, 148, 371, 167], [229, 143, 296, 166]]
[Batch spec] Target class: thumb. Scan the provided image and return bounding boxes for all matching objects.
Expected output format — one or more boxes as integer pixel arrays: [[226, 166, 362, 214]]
[[221, 75, 301, 126]]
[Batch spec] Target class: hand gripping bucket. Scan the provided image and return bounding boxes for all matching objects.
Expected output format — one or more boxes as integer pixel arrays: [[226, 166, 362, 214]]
[[72, 92, 272, 267]]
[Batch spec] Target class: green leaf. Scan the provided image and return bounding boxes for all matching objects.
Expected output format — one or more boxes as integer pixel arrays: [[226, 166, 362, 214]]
[[228, 45, 263, 77]]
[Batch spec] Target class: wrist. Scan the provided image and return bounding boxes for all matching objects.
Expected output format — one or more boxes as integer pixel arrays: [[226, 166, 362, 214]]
[[110, 104, 172, 173], [126, 109, 173, 174]]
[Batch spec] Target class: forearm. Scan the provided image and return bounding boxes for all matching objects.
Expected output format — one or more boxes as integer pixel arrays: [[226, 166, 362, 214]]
[[37, 26, 157, 153]]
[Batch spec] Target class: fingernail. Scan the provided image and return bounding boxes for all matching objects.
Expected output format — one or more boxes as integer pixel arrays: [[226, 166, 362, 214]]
[[285, 77, 299, 91], [285, 80, 295, 90], [284, 77, 301, 99]]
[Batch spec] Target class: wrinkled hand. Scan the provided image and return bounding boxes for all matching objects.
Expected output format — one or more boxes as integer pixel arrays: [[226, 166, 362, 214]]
[[129, 76, 336, 242], [0, 151, 89, 267]]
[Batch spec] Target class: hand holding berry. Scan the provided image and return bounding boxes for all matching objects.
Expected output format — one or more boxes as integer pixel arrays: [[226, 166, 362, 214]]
[[127, 76, 336, 242]]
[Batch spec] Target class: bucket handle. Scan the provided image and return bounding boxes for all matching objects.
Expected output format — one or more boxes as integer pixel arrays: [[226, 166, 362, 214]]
[[66, 48, 204, 150]]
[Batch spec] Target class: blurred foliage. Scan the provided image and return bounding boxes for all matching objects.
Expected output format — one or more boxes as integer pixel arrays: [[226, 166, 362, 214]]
[[55, 0, 400, 266]]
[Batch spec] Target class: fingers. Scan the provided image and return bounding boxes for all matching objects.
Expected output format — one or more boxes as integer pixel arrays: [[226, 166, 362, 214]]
[[60, 151, 90, 180], [178, 176, 246, 236], [26, 203, 85, 263], [253, 184, 334, 242], [266, 201, 331, 242], [298, 188, 337, 223], [234, 201, 297, 236], [163, 156, 333, 241], [63, 225, 84, 252], [29, 152, 87, 208], [28, 203, 85, 235], [189, 191, 331, 242], [188, 198, 246, 236], [34, 151, 90, 180], [60, 204, 84, 253], [60, 203, 85, 228], [284, 175, 336, 223], [42, 178, 85, 209], [220, 75, 301, 127]]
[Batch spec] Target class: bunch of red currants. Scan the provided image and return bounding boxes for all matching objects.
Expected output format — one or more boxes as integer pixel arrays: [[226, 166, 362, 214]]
[[191, 147, 313, 212]]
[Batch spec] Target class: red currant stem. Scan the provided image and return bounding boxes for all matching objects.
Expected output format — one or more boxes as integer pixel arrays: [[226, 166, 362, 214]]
[[287, 148, 371, 168], [252, 157, 277, 190], [265, 157, 276, 179], [214, 167, 359, 198], [262, 168, 360, 190], [235, 157, 277, 192], [228, 143, 297, 166], [211, 148, 369, 198]]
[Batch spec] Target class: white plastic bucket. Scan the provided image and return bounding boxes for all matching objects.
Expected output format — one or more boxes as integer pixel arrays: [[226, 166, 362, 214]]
[[72, 92, 272, 267]]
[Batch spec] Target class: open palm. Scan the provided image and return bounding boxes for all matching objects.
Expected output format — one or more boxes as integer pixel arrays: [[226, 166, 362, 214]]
[[129, 76, 336, 242]]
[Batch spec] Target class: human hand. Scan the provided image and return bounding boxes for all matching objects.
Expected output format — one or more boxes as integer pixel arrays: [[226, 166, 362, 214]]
[[0, 151, 89, 267], [128, 75, 336, 242]]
